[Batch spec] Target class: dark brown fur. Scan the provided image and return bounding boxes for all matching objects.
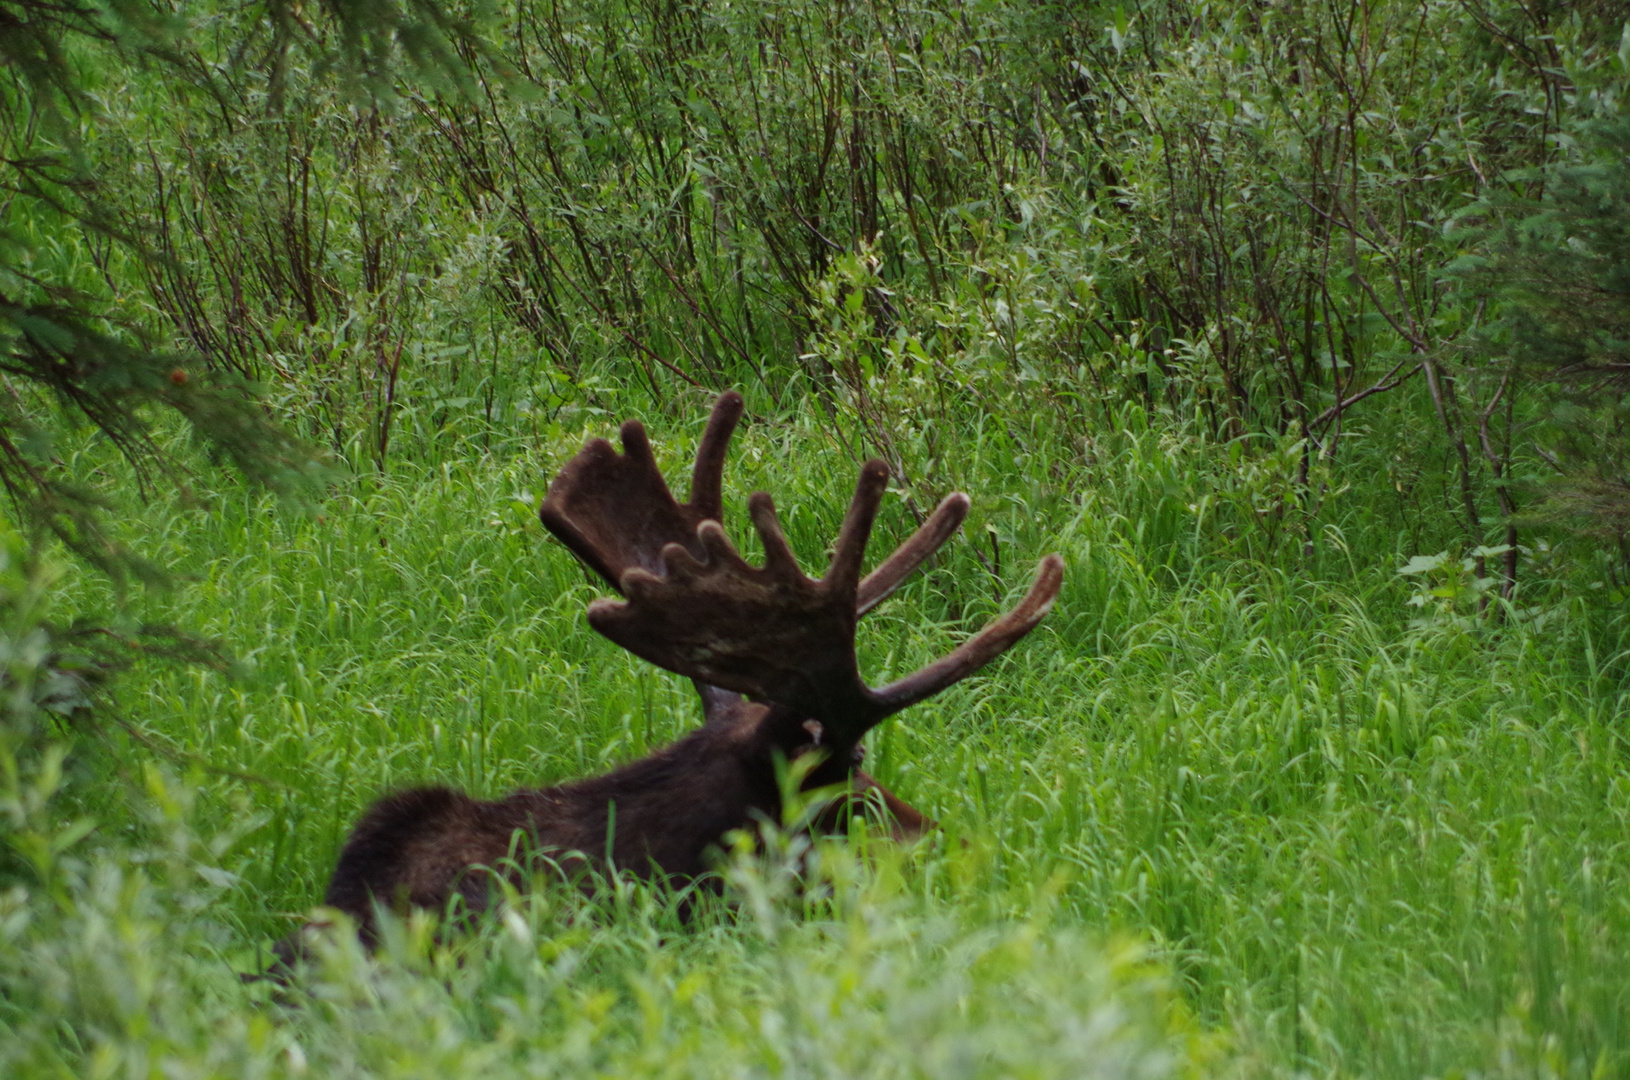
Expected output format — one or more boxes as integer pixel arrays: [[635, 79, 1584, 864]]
[[293, 697, 866, 959]]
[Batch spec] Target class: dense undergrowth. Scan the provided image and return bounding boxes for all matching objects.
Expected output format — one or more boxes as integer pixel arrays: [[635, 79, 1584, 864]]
[[0, 393, 1624, 1076], [6, 0, 1630, 1075]]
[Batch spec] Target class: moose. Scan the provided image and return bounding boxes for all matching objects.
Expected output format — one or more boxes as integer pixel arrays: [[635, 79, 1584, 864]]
[[293, 393, 1063, 953]]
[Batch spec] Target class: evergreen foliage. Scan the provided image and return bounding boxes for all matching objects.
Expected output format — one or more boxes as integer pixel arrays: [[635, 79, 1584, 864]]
[[1472, 104, 1630, 544], [0, 0, 494, 575]]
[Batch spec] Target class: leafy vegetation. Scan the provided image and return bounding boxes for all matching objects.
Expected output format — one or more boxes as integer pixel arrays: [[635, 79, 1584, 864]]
[[4, 0, 1630, 1076]]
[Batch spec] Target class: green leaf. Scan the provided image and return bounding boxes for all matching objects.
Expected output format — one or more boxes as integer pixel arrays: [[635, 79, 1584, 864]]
[[1398, 553, 1448, 576]]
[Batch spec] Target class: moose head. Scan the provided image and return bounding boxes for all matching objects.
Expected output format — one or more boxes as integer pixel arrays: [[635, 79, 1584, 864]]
[[304, 393, 1063, 949]]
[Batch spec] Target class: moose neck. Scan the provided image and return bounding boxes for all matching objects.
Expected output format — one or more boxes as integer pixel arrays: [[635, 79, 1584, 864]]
[[716, 696, 865, 796]]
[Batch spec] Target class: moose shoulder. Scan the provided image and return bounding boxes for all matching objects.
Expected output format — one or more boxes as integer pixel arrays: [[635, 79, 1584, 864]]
[[299, 393, 1063, 951]]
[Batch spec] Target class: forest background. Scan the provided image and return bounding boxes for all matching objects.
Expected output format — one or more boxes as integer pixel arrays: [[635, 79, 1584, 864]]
[[4, 0, 1630, 1075]]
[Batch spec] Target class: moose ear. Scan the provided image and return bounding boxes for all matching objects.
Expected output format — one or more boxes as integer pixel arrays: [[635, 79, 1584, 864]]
[[693, 680, 747, 726]]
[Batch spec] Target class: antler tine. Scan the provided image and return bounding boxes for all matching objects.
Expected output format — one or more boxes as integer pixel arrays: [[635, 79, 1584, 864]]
[[855, 493, 970, 616], [618, 417, 658, 469], [828, 460, 890, 601], [538, 437, 630, 587], [588, 466, 889, 722], [689, 390, 742, 521], [871, 553, 1065, 715], [747, 491, 802, 577]]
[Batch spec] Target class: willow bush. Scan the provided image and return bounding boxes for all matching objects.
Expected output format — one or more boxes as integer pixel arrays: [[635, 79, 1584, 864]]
[[76, 0, 1630, 580]]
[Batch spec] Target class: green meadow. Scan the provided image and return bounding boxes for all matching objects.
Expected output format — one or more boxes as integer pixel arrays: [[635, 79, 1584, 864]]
[[0, 395, 1621, 1076], [5, 0, 1630, 1075]]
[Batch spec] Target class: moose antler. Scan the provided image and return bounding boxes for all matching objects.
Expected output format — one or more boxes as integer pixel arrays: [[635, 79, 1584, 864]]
[[541, 391, 975, 625], [588, 460, 1065, 743], [539, 391, 744, 588]]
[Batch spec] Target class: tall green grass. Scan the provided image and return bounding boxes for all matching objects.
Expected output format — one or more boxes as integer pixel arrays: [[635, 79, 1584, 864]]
[[0, 390, 1616, 1077]]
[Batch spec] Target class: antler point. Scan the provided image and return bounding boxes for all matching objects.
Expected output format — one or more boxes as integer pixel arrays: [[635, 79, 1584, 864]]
[[586, 595, 626, 619], [620, 421, 653, 457]]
